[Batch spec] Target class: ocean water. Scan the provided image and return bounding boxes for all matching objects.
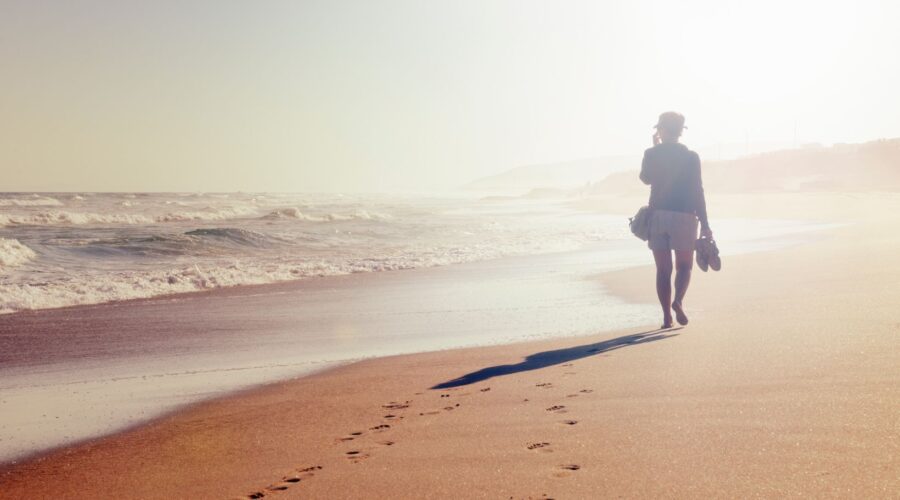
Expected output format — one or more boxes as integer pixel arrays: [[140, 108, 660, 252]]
[[0, 192, 636, 314], [0, 192, 842, 316]]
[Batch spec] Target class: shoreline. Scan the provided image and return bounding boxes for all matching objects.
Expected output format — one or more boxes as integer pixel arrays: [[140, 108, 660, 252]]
[[0, 193, 846, 318], [0, 239, 660, 464], [2, 193, 899, 498], [0, 212, 836, 465]]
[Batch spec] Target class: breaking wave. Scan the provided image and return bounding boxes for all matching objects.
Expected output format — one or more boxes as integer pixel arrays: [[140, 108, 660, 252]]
[[0, 235, 586, 314], [0, 256, 448, 313], [0, 238, 37, 268], [0, 207, 260, 227], [0, 195, 63, 207], [183, 227, 286, 248], [261, 207, 391, 222], [155, 206, 259, 222]]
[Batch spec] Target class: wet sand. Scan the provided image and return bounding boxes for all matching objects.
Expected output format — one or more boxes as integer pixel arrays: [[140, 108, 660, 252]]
[[2, 193, 899, 498], [0, 241, 658, 464]]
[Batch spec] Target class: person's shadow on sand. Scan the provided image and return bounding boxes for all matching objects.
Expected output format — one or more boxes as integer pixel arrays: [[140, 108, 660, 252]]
[[431, 328, 680, 389]]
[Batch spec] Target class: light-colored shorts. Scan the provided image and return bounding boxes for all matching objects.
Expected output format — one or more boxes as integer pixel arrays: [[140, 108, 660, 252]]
[[648, 209, 698, 252]]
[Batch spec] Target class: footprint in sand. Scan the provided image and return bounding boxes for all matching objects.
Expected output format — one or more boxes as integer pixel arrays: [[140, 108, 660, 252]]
[[378, 440, 395, 446], [480, 387, 491, 392], [545, 405, 567, 413], [338, 431, 364, 442], [527, 442, 551, 451], [553, 464, 581, 478], [535, 382, 553, 388], [440, 394, 451, 398], [369, 424, 391, 431], [245, 466, 322, 498], [565, 394, 578, 398], [579, 389, 593, 394], [383, 401, 411, 410], [560, 420, 578, 426], [420, 403, 460, 416], [346, 450, 371, 463]]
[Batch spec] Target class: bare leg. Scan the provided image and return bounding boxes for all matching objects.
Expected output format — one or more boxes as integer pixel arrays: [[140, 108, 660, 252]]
[[672, 249, 694, 325], [652, 248, 673, 328]]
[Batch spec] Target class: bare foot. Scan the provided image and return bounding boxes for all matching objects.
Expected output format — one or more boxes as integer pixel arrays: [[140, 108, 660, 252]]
[[672, 302, 688, 326], [661, 313, 673, 329]]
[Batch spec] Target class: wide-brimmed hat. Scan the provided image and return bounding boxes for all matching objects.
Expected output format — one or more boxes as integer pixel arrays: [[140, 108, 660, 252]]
[[654, 111, 687, 131]]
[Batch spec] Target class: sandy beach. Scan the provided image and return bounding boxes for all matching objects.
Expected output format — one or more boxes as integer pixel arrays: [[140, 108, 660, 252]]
[[2, 192, 899, 499]]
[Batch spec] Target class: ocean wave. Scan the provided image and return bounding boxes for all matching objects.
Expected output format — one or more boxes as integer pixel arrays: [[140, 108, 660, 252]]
[[0, 211, 155, 226], [0, 207, 260, 227], [261, 207, 391, 222], [260, 207, 319, 221], [327, 209, 392, 221], [0, 195, 63, 207], [55, 228, 286, 259], [184, 227, 285, 247], [0, 239, 37, 268], [155, 206, 259, 222], [0, 260, 350, 314], [0, 234, 586, 314]]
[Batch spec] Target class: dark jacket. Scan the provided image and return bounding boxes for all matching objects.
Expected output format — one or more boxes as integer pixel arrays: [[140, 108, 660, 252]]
[[639, 143, 709, 230]]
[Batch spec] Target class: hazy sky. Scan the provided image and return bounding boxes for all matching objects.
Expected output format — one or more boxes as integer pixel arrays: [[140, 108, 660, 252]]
[[2, 0, 899, 192]]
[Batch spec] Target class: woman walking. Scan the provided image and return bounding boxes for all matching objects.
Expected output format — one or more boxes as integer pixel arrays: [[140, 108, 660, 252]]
[[640, 112, 712, 328]]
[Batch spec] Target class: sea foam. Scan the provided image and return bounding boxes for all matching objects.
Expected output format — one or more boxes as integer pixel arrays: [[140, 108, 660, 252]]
[[0, 238, 37, 268], [0, 207, 262, 227], [261, 207, 391, 222], [0, 211, 156, 226], [0, 195, 63, 207]]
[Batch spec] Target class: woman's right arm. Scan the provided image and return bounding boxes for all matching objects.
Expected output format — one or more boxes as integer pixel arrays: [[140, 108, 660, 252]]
[[639, 149, 653, 185]]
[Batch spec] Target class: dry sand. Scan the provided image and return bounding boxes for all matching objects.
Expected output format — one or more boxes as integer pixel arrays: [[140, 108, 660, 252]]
[[2, 193, 898, 499]]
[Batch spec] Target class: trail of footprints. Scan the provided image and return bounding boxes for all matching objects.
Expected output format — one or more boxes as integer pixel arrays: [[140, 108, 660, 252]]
[[242, 362, 595, 498], [528, 362, 597, 482], [344, 395, 465, 467], [242, 466, 323, 499]]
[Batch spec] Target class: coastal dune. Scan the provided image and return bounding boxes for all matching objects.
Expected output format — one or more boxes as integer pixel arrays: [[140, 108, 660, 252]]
[[2, 193, 899, 498]]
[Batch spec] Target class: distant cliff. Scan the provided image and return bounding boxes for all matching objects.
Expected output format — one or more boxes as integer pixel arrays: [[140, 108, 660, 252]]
[[591, 138, 900, 195], [462, 156, 637, 195]]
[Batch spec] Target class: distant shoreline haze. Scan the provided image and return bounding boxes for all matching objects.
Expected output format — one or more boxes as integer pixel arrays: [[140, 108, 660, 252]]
[[463, 138, 900, 197]]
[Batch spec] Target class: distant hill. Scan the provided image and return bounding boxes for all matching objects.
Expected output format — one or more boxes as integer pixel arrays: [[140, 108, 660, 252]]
[[462, 157, 638, 195], [590, 138, 900, 195]]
